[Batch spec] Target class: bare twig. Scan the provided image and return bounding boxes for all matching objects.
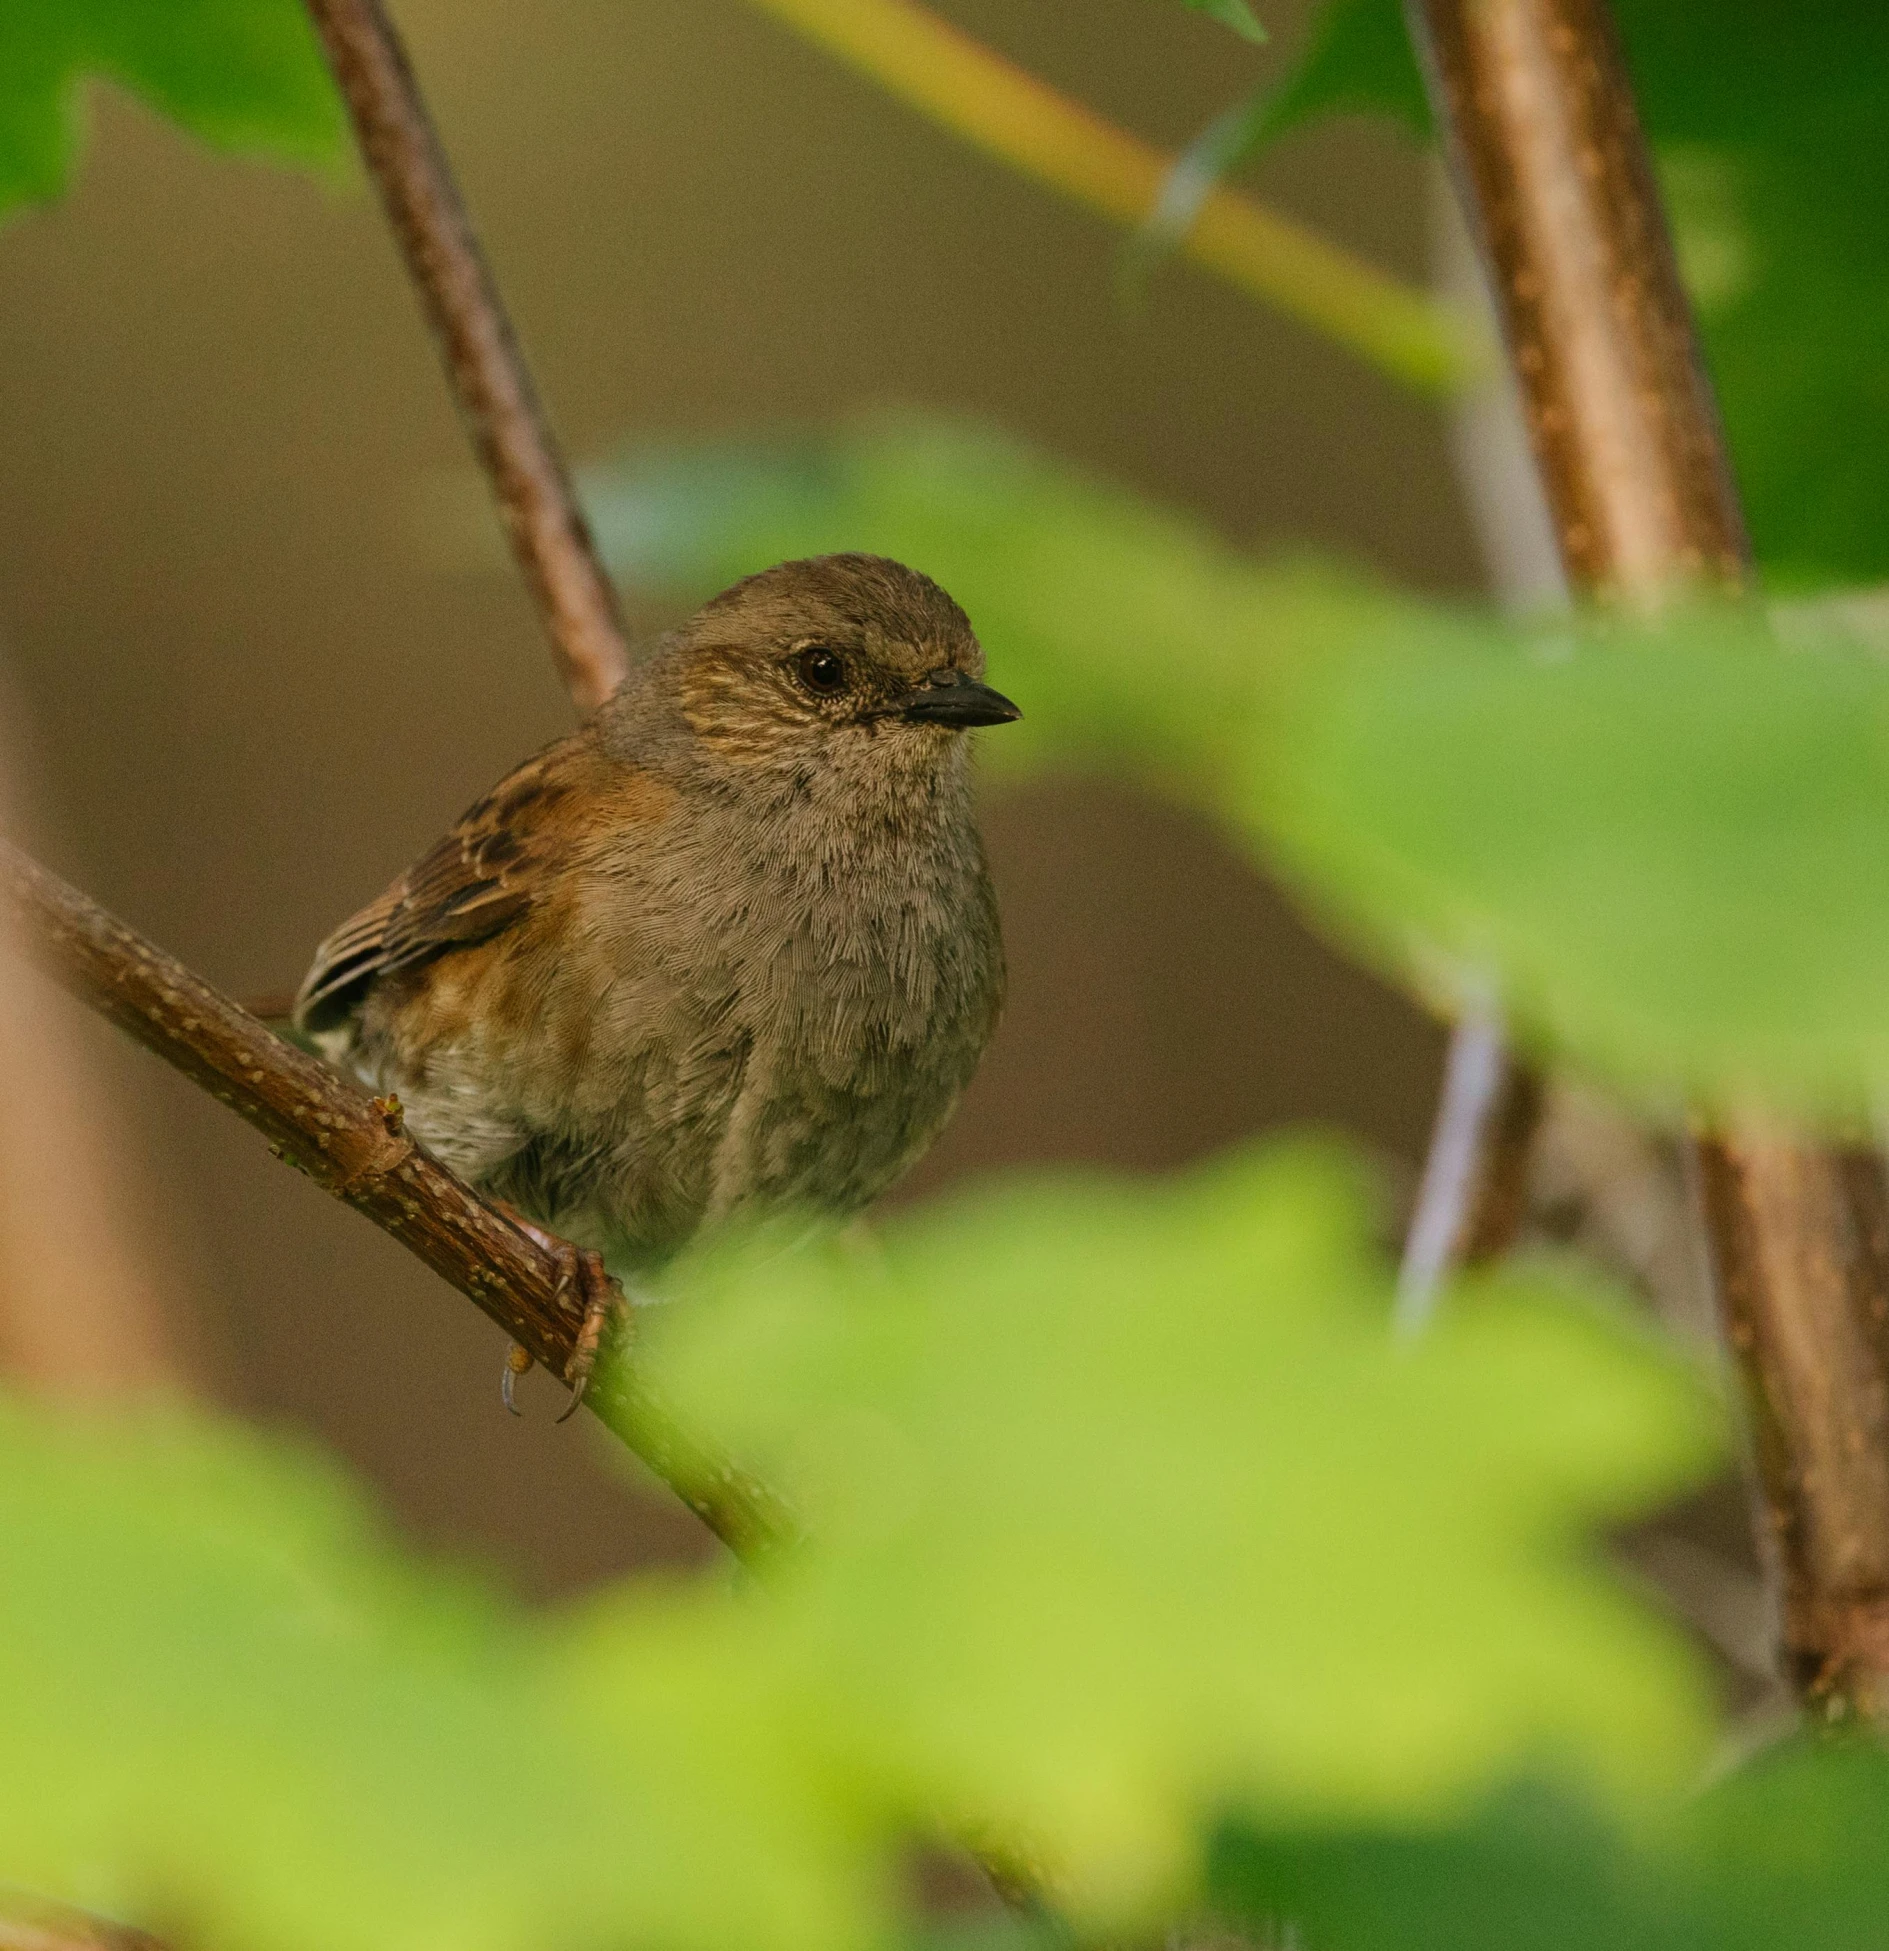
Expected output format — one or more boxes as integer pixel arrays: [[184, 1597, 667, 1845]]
[[0, 841, 791, 1563], [1407, 0, 1745, 593], [304, 0, 629, 715], [1407, 0, 1889, 1717], [1395, 1003, 1542, 1333], [740, 0, 1468, 394], [1392, 170, 1570, 1319]]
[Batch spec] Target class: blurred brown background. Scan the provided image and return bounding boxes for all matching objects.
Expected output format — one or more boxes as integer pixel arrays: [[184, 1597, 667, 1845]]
[[0, 0, 1481, 1590]]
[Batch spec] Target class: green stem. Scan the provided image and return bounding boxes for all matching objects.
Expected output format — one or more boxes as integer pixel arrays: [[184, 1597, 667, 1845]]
[[742, 0, 1470, 394]]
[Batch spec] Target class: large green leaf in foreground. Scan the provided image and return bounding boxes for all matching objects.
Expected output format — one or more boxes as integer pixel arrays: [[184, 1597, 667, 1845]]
[[645, 1142, 1719, 1913], [0, 1140, 1718, 1943], [0, 0, 342, 216], [593, 417, 1889, 1115], [0, 1401, 876, 1951], [1243, 602, 1889, 1116]]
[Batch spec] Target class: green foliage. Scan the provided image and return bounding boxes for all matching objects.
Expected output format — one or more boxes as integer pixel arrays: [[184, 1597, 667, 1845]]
[[0, 1397, 878, 1951], [0, 1141, 1723, 1945], [1209, 1737, 1889, 1950], [1243, 598, 1889, 1117], [1250, 0, 1426, 144], [0, 0, 343, 218], [590, 415, 1889, 1117], [1251, 0, 1889, 589], [1124, 0, 1418, 288], [1176, 0, 1268, 44], [1211, 1786, 1652, 1950], [645, 1141, 1720, 1911]]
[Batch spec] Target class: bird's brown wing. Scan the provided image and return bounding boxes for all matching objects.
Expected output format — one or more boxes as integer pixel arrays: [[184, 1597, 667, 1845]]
[[295, 730, 597, 1036]]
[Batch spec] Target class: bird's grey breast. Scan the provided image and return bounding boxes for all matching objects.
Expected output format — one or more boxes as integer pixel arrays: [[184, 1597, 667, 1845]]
[[611, 774, 1004, 1235]]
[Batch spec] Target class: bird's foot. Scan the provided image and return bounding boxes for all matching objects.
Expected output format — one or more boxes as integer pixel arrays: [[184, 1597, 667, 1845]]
[[553, 1244, 624, 1423], [490, 1202, 629, 1422]]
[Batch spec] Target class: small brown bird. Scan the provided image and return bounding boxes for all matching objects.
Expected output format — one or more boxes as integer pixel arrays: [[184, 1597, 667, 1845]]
[[295, 554, 1018, 1407]]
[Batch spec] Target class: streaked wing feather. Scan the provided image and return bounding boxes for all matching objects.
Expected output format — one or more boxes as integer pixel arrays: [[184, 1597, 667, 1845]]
[[295, 732, 588, 1035]]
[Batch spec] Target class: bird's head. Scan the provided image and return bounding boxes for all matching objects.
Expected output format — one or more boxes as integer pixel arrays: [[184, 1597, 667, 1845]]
[[621, 554, 1019, 802]]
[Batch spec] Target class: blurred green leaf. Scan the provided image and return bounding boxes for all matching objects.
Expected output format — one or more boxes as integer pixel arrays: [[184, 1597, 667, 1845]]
[[1210, 1783, 1654, 1951], [646, 1140, 1719, 1918], [1252, 1, 1889, 588], [0, 0, 344, 218], [1681, 1736, 1889, 1951], [1124, 0, 1415, 290], [1242, 600, 1889, 1116], [1209, 1737, 1889, 1951], [547, 1587, 889, 1951], [1253, 0, 1428, 147], [0, 1399, 878, 1951], [1177, 0, 1268, 45]]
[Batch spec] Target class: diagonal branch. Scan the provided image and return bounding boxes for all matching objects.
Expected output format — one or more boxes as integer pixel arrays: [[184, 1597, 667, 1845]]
[[305, 0, 630, 715], [1395, 1003, 1542, 1333], [2, 840, 1068, 1899], [740, 0, 1467, 394], [0, 1895, 162, 1951], [0, 840, 791, 1564]]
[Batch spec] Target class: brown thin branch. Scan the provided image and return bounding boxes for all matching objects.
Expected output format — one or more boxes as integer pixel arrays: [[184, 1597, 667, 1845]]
[[1406, 0, 1889, 1717], [0, 840, 791, 1564], [304, 0, 630, 715]]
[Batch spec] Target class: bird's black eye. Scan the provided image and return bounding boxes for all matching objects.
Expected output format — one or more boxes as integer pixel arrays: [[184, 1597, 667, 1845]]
[[793, 647, 849, 697]]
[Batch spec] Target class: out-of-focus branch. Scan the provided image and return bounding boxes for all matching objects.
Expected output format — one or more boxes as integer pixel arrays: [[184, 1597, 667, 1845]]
[[0, 933, 187, 1397], [303, 0, 629, 715], [0, 691, 188, 1399], [1407, 0, 1889, 1719], [1393, 174, 1566, 1322], [740, 0, 1468, 394], [0, 1896, 162, 1951], [0, 841, 791, 1564], [1395, 1004, 1542, 1332]]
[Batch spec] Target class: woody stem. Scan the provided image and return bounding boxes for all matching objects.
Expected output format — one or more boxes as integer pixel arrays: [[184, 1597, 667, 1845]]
[[303, 0, 632, 716], [0, 839, 792, 1564]]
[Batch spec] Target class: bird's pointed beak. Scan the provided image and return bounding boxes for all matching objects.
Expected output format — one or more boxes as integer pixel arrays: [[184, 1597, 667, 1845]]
[[899, 669, 1023, 728]]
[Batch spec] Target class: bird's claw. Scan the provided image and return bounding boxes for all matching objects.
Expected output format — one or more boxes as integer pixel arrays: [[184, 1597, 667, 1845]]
[[556, 1246, 622, 1422], [501, 1340, 532, 1415], [492, 1206, 626, 1420]]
